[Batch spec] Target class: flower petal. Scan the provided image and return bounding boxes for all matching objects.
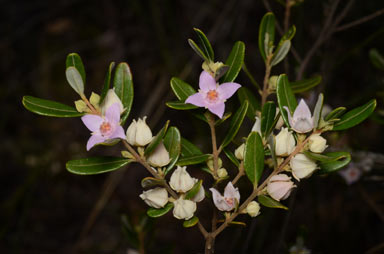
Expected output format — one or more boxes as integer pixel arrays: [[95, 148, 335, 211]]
[[110, 125, 126, 140], [209, 188, 231, 211], [217, 82, 241, 100], [283, 106, 294, 127], [81, 114, 103, 132], [208, 102, 225, 118], [224, 182, 240, 203], [199, 71, 217, 91], [105, 103, 121, 124], [86, 134, 106, 151], [185, 93, 206, 107], [293, 99, 312, 120]]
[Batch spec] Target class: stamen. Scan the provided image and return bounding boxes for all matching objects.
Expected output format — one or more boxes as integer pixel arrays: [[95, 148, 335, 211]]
[[206, 90, 219, 102], [100, 122, 112, 136], [224, 197, 234, 206]]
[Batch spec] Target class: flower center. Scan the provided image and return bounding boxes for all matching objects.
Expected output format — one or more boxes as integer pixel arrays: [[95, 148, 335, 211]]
[[100, 122, 112, 136], [206, 90, 219, 103], [224, 197, 234, 206]]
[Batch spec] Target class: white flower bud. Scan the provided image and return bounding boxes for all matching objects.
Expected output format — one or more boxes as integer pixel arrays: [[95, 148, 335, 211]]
[[217, 168, 228, 178], [267, 174, 296, 201], [246, 201, 261, 217], [126, 117, 153, 146], [290, 153, 317, 180], [191, 179, 205, 202], [275, 108, 285, 130], [308, 134, 327, 153], [235, 143, 245, 160], [139, 187, 168, 208], [101, 89, 124, 114], [147, 142, 170, 167], [251, 116, 261, 135], [275, 128, 296, 156], [170, 166, 195, 193], [173, 197, 196, 220]]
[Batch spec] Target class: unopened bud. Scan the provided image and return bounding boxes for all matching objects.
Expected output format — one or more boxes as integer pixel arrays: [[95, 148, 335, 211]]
[[246, 201, 261, 217], [147, 142, 170, 167], [173, 197, 196, 220], [267, 174, 296, 201], [139, 187, 168, 208], [275, 128, 296, 156], [170, 166, 195, 193], [290, 153, 317, 180], [126, 117, 153, 146], [308, 134, 327, 153], [217, 168, 228, 178]]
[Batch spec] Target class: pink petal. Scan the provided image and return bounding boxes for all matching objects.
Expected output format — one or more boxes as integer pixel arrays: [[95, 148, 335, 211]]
[[81, 114, 103, 132], [224, 182, 240, 202], [208, 102, 225, 118], [199, 71, 217, 91], [293, 99, 312, 120], [293, 118, 313, 133], [185, 93, 206, 107], [110, 125, 126, 140], [209, 188, 231, 211], [217, 82, 241, 100], [105, 103, 121, 124], [86, 134, 106, 151]]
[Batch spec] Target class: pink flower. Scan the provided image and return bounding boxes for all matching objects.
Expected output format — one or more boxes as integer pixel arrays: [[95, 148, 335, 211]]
[[339, 164, 362, 185], [284, 99, 314, 133], [185, 71, 241, 118], [81, 103, 126, 151], [267, 174, 296, 201], [209, 182, 240, 212]]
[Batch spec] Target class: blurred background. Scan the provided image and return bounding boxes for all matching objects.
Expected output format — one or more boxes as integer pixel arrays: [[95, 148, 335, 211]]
[[1, 0, 384, 253]]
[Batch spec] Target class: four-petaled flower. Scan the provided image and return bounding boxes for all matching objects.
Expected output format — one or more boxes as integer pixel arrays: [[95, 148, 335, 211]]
[[185, 71, 241, 118], [81, 103, 126, 151], [284, 99, 314, 133], [210, 182, 240, 211]]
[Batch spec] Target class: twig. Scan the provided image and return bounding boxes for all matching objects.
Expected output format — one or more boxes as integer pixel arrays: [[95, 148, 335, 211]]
[[242, 63, 262, 93], [336, 8, 384, 32], [207, 113, 220, 178], [261, 55, 273, 107], [358, 183, 384, 222], [232, 161, 245, 185], [365, 242, 384, 254]]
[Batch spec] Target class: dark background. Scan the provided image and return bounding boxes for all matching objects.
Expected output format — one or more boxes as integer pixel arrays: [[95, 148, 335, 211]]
[[1, 0, 384, 253]]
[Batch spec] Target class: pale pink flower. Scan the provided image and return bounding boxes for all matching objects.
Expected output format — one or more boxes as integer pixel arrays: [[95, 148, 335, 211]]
[[284, 99, 314, 133], [267, 174, 296, 201], [339, 164, 362, 185], [81, 103, 126, 151], [185, 71, 241, 118], [210, 182, 240, 212]]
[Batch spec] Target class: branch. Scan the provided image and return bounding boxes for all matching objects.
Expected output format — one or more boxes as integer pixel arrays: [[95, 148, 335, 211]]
[[336, 8, 384, 32]]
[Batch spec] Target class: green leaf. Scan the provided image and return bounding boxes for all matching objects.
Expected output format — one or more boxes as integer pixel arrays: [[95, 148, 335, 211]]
[[141, 177, 166, 188], [185, 180, 203, 200], [271, 40, 291, 66], [244, 132, 265, 186], [267, 135, 277, 169], [163, 127, 181, 176], [194, 28, 214, 61], [261, 101, 276, 138], [65, 67, 84, 95], [221, 41, 245, 83], [113, 62, 134, 124], [325, 107, 346, 121], [215, 112, 232, 126], [144, 121, 169, 156], [181, 138, 203, 157], [369, 48, 384, 70], [121, 215, 139, 249], [223, 147, 240, 167], [237, 87, 261, 119], [290, 75, 322, 93], [147, 203, 174, 218], [100, 62, 115, 103], [183, 216, 199, 228], [170, 77, 197, 101], [258, 12, 275, 62], [318, 152, 351, 174], [280, 25, 296, 42], [258, 195, 288, 210], [188, 39, 209, 61], [176, 154, 211, 166], [220, 100, 248, 149], [304, 151, 349, 162], [166, 101, 198, 110], [276, 74, 297, 127], [66, 157, 131, 175], [332, 99, 376, 131], [313, 93, 324, 129], [22, 96, 84, 117], [66, 53, 86, 84]]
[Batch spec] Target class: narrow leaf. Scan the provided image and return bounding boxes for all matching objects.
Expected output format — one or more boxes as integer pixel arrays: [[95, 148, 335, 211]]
[[22, 96, 83, 117], [271, 40, 291, 66], [318, 152, 351, 174], [333, 99, 376, 131], [276, 74, 297, 127], [176, 154, 211, 166], [188, 39, 209, 61], [281, 25, 296, 41], [244, 132, 265, 186], [66, 53, 86, 84], [66, 157, 131, 175], [325, 107, 346, 121], [100, 62, 115, 103], [261, 101, 276, 138], [181, 138, 203, 157], [258, 195, 288, 210], [237, 87, 261, 119], [194, 28, 214, 61], [183, 216, 199, 228], [66, 67, 84, 95], [166, 101, 198, 110], [220, 100, 249, 149], [369, 48, 384, 70], [223, 147, 240, 167], [221, 41, 245, 83], [147, 203, 174, 218], [141, 177, 166, 188], [304, 151, 349, 162], [170, 77, 197, 101], [113, 62, 134, 124], [290, 75, 322, 93], [258, 12, 275, 62], [184, 180, 203, 200], [144, 120, 169, 156], [313, 93, 324, 128], [215, 112, 232, 126], [267, 135, 277, 169], [163, 127, 181, 176]]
